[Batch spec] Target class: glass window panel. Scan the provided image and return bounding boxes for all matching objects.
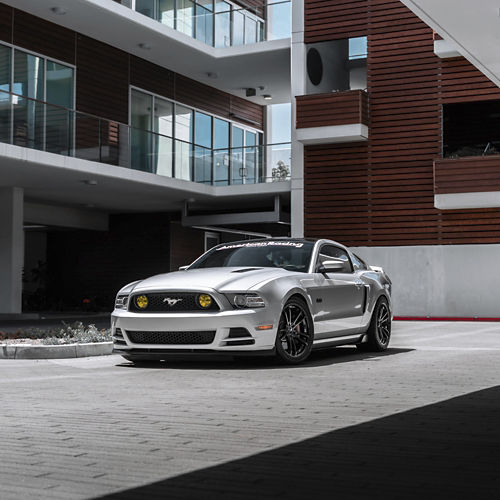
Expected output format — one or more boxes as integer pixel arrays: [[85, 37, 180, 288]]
[[215, 1, 231, 47], [213, 118, 229, 149], [244, 130, 256, 183], [177, 0, 195, 36], [193, 145, 212, 183], [231, 126, 244, 184], [46, 61, 74, 108], [135, 0, 156, 19], [0, 44, 11, 143], [153, 97, 173, 176], [214, 118, 229, 185], [154, 97, 173, 137], [194, 111, 211, 148], [159, 0, 175, 27], [45, 105, 72, 155], [155, 135, 173, 177], [175, 104, 193, 142], [195, 0, 213, 45], [268, 1, 290, 40], [13, 99, 44, 150], [131, 89, 152, 130], [131, 90, 153, 172], [245, 15, 257, 44], [14, 50, 44, 100], [349, 36, 367, 60], [232, 10, 244, 46], [175, 139, 192, 180]]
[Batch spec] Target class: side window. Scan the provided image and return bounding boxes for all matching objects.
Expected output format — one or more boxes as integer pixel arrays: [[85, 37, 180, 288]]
[[351, 253, 368, 271], [316, 245, 353, 273]]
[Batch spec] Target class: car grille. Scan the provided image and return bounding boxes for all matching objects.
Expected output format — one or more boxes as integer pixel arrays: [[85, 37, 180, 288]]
[[129, 293, 219, 313], [126, 330, 216, 345]]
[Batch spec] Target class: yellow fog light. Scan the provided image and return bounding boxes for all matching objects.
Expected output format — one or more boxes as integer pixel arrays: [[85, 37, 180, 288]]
[[135, 295, 148, 309], [198, 294, 212, 309]]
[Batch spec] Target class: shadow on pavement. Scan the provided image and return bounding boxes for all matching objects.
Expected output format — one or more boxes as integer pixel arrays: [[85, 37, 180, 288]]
[[116, 347, 414, 370], [94, 385, 500, 499]]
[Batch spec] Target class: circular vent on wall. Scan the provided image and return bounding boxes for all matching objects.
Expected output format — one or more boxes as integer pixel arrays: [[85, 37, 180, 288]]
[[307, 48, 323, 86]]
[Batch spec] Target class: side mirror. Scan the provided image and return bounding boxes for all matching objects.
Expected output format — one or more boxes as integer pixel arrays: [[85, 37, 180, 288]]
[[319, 259, 345, 273], [178, 265, 189, 271]]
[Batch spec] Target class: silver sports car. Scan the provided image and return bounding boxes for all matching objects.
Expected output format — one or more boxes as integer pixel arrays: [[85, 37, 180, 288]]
[[112, 238, 392, 364]]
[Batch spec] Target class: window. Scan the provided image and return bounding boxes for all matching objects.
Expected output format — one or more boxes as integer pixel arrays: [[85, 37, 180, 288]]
[[215, 0, 231, 47], [213, 117, 229, 185], [0, 44, 75, 153], [316, 245, 353, 273], [351, 253, 368, 271], [204, 231, 220, 251], [130, 87, 262, 184], [195, 0, 213, 45], [348, 36, 367, 60]]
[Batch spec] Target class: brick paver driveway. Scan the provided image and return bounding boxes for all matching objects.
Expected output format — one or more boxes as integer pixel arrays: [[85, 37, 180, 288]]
[[1, 321, 499, 499]]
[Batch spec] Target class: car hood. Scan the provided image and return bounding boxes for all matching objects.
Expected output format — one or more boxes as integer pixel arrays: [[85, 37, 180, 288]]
[[131, 267, 296, 293]]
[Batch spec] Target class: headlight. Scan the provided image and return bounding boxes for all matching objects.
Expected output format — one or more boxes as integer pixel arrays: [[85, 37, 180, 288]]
[[198, 294, 212, 309], [226, 293, 265, 309], [115, 294, 129, 309]]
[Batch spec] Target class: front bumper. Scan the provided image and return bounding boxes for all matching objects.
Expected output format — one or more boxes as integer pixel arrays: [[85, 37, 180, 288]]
[[111, 307, 277, 354]]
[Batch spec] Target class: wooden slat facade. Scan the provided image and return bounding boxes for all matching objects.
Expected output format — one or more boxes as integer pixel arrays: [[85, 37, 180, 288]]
[[435, 156, 500, 195], [304, 0, 367, 43], [0, 3, 263, 129], [303, 0, 500, 246], [296, 90, 368, 129]]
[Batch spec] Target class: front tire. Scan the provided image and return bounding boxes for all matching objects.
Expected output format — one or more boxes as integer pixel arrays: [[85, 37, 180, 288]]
[[275, 298, 314, 365], [358, 296, 391, 352]]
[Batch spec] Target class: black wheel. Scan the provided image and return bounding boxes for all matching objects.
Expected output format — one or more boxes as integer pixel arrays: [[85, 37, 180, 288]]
[[358, 296, 391, 352], [275, 298, 314, 365]]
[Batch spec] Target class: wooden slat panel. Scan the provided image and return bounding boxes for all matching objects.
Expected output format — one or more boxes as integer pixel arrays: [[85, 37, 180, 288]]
[[0, 4, 12, 43], [296, 90, 368, 128], [304, 0, 500, 246], [439, 57, 500, 104], [230, 94, 264, 129], [130, 55, 174, 100], [75, 35, 129, 123], [435, 156, 500, 194], [13, 9, 75, 64], [304, 0, 368, 43]]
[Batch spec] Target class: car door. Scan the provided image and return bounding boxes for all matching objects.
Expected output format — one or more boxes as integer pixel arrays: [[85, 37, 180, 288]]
[[308, 244, 365, 338]]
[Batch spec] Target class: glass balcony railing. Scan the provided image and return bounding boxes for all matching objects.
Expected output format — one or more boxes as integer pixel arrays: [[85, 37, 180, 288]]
[[0, 89, 291, 185], [119, 0, 290, 47]]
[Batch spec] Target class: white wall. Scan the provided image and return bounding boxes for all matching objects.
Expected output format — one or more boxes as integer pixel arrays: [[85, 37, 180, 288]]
[[351, 244, 500, 317]]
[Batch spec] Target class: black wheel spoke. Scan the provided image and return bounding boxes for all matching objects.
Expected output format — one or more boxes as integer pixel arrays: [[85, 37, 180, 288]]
[[279, 303, 311, 358], [376, 304, 391, 345]]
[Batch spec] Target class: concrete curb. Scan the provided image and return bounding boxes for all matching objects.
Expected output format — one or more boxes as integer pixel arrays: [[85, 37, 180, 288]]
[[0, 342, 113, 359]]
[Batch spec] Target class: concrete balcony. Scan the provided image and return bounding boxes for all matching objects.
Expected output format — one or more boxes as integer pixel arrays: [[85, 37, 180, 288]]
[[295, 90, 369, 145], [3, 0, 291, 105], [0, 90, 290, 215], [434, 155, 500, 209]]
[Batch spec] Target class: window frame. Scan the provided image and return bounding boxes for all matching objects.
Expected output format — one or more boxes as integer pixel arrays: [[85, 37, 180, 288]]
[[315, 244, 354, 274]]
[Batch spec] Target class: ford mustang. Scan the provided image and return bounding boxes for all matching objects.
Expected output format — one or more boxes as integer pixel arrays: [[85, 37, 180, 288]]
[[112, 238, 392, 364]]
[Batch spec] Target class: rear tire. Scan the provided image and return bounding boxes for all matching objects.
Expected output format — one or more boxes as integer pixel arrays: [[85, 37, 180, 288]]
[[357, 296, 391, 352], [275, 297, 314, 365]]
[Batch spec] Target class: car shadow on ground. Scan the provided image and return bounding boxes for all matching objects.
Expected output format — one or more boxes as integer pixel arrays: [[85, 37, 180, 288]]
[[115, 347, 414, 371], [93, 385, 500, 500]]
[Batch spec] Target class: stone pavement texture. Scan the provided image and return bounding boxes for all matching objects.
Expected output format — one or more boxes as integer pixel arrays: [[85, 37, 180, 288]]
[[1, 321, 499, 500]]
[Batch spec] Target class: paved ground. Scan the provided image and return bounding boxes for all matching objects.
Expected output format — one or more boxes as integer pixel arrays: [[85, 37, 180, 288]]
[[1, 321, 499, 499]]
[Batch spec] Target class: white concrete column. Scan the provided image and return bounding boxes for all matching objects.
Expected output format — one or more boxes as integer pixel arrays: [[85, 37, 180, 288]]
[[290, 0, 306, 237], [0, 187, 24, 314]]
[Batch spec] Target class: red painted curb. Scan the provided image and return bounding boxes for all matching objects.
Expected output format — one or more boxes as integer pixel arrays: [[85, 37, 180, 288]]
[[394, 317, 500, 322]]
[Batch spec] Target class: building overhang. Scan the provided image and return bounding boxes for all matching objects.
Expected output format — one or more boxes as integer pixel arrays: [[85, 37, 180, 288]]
[[401, 0, 500, 88], [296, 124, 368, 145], [3, 0, 291, 104]]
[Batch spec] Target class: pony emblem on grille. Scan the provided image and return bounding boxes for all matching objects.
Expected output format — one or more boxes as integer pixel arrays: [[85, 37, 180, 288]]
[[163, 297, 183, 306]]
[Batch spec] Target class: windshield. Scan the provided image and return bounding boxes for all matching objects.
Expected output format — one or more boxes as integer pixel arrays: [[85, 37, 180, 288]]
[[190, 240, 315, 273]]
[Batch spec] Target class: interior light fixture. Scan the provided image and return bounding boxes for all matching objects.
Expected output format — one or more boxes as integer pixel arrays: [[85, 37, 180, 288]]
[[138, 42, 152, 50], [82, 179, 98, 186], [50, 6, 67, 15], [263, 95, 272, 100]]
